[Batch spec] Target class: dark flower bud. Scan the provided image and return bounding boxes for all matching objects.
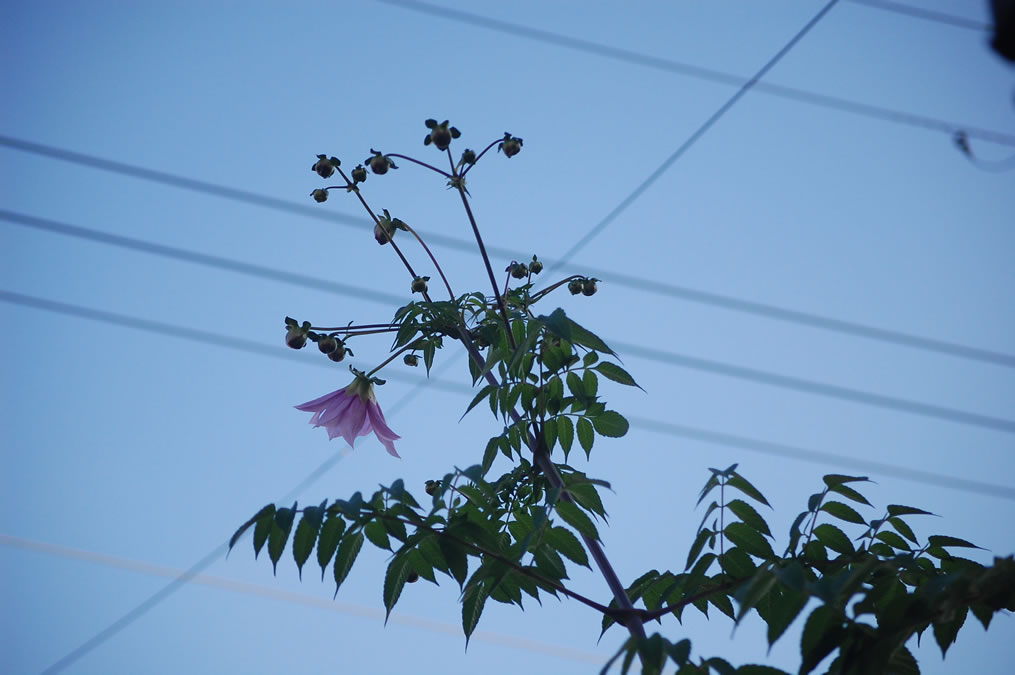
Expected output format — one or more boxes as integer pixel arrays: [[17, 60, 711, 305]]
[[568, 278, 584, 295], [374, 220, 396, 245], [459, 148, 476, 166], [327, 342, 347, 362], [498, 133, 523, 158], [424, 119, 461, 151], [286, 324, 309, 349], [529, 256, 543, 275], [582, 278, 599, 296], [310, 188, 329, 203], [406, 570, 420, 583], [411, 276, 429, 294], [312, 155, 339, 179], [403, 354, 419, 367], [366, 149, 397, 175], [317, 334, 338, 354], [424, 479, 439, 496], [351, 164, 367, 183], [508, 262, 528, 279]]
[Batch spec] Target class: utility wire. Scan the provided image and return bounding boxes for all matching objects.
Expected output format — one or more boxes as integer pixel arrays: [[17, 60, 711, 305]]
[[844, 0, 990, 31], [376, 0, 1015, 147], [3, 289, 1013, 500], [547, 0, 841, 269], [5, 212, 1013, 432], [3, 148, 1013, 369]]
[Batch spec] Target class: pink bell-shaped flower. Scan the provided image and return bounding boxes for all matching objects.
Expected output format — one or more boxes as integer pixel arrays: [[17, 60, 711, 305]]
[[295, 369, 401, 457]]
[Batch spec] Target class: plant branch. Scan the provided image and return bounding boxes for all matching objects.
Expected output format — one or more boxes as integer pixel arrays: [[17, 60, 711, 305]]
[[385, 153, 453, 178]]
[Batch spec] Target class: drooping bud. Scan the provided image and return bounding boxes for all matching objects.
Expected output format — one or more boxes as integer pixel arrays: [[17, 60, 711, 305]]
[[365, 149, 397, 175], [568, 278, 584, 295], [403, 354, 419, 367], [529, 255, 543, 275], [327, 341, 348, 362], [423, 119, 461, 151], [406, 570, 420, 583], [312, 154, 339, 179], [508, 262, 528, 279], [351, 164, 368, 183], [411, 276, 430, 294], [498, 132, 523, 158], [582, 278, 599, 296], [317, 334, 338, 355], [310, 188, 329, 203], [285, 319, 312, 349], [459, 148, 476, 167], [374, 219, 396, 245], [424, 479, 439, 496]]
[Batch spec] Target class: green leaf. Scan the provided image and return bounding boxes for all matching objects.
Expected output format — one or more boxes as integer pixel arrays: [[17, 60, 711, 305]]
[[383, 555, 412, 624], [888, 516, 918, 544], [594, 361, 641, 388], [566, 371, 585, 400], [685, 528, 713, 570], [229, 504, 273, 554], [537, 308, 573, 343], [766, 586, 808, 646], [927, 535, 981, 549], [933, 605, 968, 657], [543, 417, 558, 452], [799, 606, 845, 675], [875, 531, 911, 551], [462, 384, 497, 420], [734, 568, 778, 622], [669, 638, 691, 666], [555, 501, 600, 541], [720, 548, 757, 579], [316, 513, 346, 580], [822, 474, 869, 487], [482, 436, 499, 473], [728, 473, 771, 507], [332, 532, 364, 597], [577, 417, 594, 456], [725, 522, 774, 560], [582, 369, 599, 399], [825, 482, 872, 507], [737, 666, 792, 675], [533, 545, 568, 579], [268, 502, 297, 574], [727, 499, 772, 537], [820, 501, 866, 525], [887, 504, 935, 518], [292, 501, 326, 579], [544, 526, 590, 568], [557, 416, 575, 455], [439, 538, 469, 587], [567, 316, 616, 356], [252, 504, 276, 558], [591, 410, 629, 438], [364, 519, 391, 550], [813, 524, 855, 555]]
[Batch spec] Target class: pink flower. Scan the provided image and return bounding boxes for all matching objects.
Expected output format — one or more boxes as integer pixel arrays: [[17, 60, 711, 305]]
[[295, 369, 401, 457]]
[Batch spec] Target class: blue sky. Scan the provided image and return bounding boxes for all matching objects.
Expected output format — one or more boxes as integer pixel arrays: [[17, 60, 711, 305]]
[[2, 1, 1013, 673]]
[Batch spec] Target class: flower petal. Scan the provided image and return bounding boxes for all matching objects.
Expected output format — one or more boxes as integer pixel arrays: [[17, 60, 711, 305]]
[[295, 389, 342, 412], [317, 392, 356, 426], [338, 398, 367, 447], [366, 401, 401, 442]]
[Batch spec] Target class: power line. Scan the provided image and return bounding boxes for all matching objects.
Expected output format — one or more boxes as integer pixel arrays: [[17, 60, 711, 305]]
[[5, 211, 1013, 432], [548, 0, 841, 269], [3, 289, 1013, 500], [1, 534, 605, 665], [844, 0, 990, 31], [3, 146, 1013, 370], [376, 0, 1015, 148]]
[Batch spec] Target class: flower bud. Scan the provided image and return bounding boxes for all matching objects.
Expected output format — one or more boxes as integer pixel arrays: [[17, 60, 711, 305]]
[[312, 155, 339, 179], [374, 221, 396, 245], [351, 164, 367, 183], [403, 354, 419, 367], [508, 262, 528, 279], [327, 342, 347, 362], [286, 324, 308, 349], [582, 278, 599, 296], [317, 335, 338, 354], [424, 119, 461, 151], [529, 256, 543, 275], [366, 149, 397, 175], [411, 276, 429, 294], [424, 479, 439, 496], [498, 133, 523, 158], [568, 278, 584, 295], [310, 188, 329, 203], [459, 148, 476, 166], [406, 570, 420, 583]]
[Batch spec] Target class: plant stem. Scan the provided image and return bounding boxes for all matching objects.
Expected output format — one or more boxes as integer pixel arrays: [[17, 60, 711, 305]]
[[460, 136, 503, 179], [367, 342, 418, 378], [385, 153, 453, 178], [402, 223, 456, 300]]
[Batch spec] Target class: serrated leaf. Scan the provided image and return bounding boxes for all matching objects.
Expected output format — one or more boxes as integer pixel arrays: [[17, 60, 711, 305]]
[[317, 513, 346, 579], [727, 499, 772, 537], [737, 666, 792, 675], [820, 501, 866, 525], [543, 417, 558, 452], [888, 517, 918, 544], [594, 361, 641, 389], [887, 504, 936, 518], [268, 502, 297, 574], [292, 502, 326, 579], [813, 523, 855, 555], [825, 482, 872, 506], [767, 586, 808, 646], [822, 474, 870, 487], [252, 504, 276, 558], [734, 568, 778, 622], [439, 538, 469, 587], [927, 535, 980, 549], [582, 369, 599, 399], [333, 532, 364, 597], [933, 605, 968, 657], [462, 384, 497, 420], [686, 528, 713, 570], [482, 436, 499, 473], [698, 500, 720, 534], [364, 519, 391, 550], [555, 501, 599, 541], [564, 315, 616, 355], [383, 555, 412, 624], [725, 522, 775, 560], [231, 504, 274, 555], [557, 416, 574, 455], [728, 473, 771, 507], [800, 606, 846, 675], [591, 410, 628, 438], [544, 526, 590, 568], [577, 417, 594, 456], [875, 531, 911, 551]]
